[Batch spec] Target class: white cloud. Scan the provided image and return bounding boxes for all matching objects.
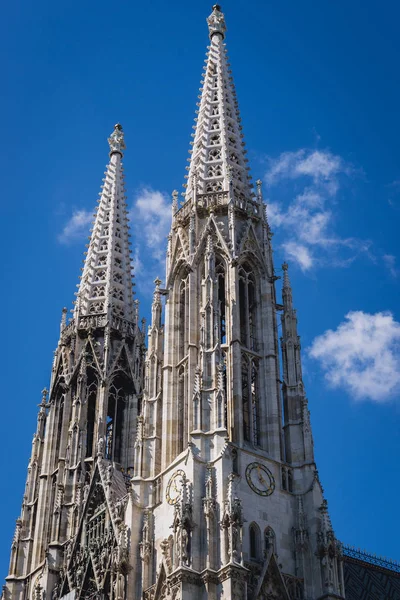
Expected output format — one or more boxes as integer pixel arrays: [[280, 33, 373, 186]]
[[383, 254, 398, 278], [130, 187, 171, 294], [308, 311, 400, 402], [58, 210, 92, 244], [282, 242, 313, 271], [265, 149, 344, 185], [264, 148, 367, 271]]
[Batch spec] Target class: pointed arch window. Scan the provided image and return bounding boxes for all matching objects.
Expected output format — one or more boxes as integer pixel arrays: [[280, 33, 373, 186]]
[[239, 263, 257, 351], [242, 356, 250, 442], [211, 91, 218, 102], [86, 370, 98, 458], [242, 354, 260, 447], [106, 374, 134, 464], [251, 360, 260, 446], [249, 523, 261, 561], [216, 259, 226, 345], [178, 274, 189, 361], [177, 364, 187, 454], [210, 134, 221, 146], [54, 389, 65, 468]]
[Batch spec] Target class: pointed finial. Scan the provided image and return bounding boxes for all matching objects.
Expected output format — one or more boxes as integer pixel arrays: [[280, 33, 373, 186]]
[[207, 4, 226, 40], [172, 189, 179, 214], [256, 179, 263, 202], [282, 262, 290, 289], [108, 123, 126, 156], [41, 388, 48, 404], [60, 307, 68, 332]]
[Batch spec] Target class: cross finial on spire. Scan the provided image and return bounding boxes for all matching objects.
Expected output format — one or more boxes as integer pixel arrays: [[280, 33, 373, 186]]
[[108, 123, 126, 156], [207, 4, 226, 39]]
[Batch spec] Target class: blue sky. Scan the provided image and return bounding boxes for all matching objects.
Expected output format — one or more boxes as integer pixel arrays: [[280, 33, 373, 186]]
[[1, 0, 399, 576]]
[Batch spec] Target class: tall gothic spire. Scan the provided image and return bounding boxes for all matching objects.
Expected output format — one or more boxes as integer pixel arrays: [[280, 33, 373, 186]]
[[74, 124, 135, 322], [183, 4, 253, 204]]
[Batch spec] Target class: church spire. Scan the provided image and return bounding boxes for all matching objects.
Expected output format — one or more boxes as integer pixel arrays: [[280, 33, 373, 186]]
[[74, 124, 135, 322], [183, 4, 253, 204]]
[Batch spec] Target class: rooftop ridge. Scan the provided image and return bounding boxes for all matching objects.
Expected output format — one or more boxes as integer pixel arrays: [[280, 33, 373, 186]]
[[342, 544, 400, 574]]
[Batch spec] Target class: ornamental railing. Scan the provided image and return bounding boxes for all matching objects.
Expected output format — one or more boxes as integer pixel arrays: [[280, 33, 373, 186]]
[[174, 191, 262, 219], [342, 544, 400, 574], [61, 313, 137, 340]]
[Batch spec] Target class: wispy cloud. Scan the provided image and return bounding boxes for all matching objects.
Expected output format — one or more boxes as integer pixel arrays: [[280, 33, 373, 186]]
[[264, 149, 369, 271], [308, 311, 400, 402], [130, 187, 171, 294], [383, 254, 399, 278], [58, 209, 92, 244]]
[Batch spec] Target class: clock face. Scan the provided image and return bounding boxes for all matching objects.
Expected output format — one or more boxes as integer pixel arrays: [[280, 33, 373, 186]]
[[165, 469, 186, 505], [245, 462, 275, 497]]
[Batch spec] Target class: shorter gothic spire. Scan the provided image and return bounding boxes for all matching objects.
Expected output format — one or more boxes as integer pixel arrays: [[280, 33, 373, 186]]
[[282, 262, 293, 308], [74, 124, 135, 323]]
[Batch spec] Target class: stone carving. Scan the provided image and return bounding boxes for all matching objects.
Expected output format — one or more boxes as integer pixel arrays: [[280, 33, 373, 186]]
[[108, 123, 126, 155], [222, 474, 243, 564], [207, 4, 227, 39], [172, 475, 195, 568]]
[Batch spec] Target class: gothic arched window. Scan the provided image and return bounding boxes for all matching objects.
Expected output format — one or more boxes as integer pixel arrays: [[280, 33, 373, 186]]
[[249, 523, 261, 560], [251, 360, 260, 446], [178, 274, 189, 361], [106, 373, 134, 464], [177, 364, 187, 454], [54, 388, 64, 468], [216, 259, 226, 345], [242, 355, 250, 442], [239, 263, 257, 350], [86, 369, 98, 458], [242, 354, 260, 446]]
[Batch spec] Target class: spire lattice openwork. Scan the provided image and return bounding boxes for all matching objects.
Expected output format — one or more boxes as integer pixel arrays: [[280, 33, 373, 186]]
[[183, 5, 253, 205], [74, 124, 135, 322]]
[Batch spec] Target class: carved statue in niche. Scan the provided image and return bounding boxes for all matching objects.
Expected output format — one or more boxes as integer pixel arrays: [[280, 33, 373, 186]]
[[114, 572, 125, 600], [51, 582, 60, 600]]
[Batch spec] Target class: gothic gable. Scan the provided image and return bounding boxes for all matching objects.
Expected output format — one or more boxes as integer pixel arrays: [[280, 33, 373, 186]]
[[108, 340, 135, 382], [255, 552, 291, 600], [192, 214, 231, 266], [62, 461, 129, 599], [238, 221, 266, 269]]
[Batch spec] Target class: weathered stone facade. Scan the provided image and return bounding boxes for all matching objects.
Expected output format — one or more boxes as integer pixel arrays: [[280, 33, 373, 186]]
[[3, 6, 346, 600]]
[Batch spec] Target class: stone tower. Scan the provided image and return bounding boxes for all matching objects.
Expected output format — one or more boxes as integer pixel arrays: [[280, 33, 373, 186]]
[[3, 6, 346, 600], [3, 124, 145, 600], [132, 6, 345, 599]]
